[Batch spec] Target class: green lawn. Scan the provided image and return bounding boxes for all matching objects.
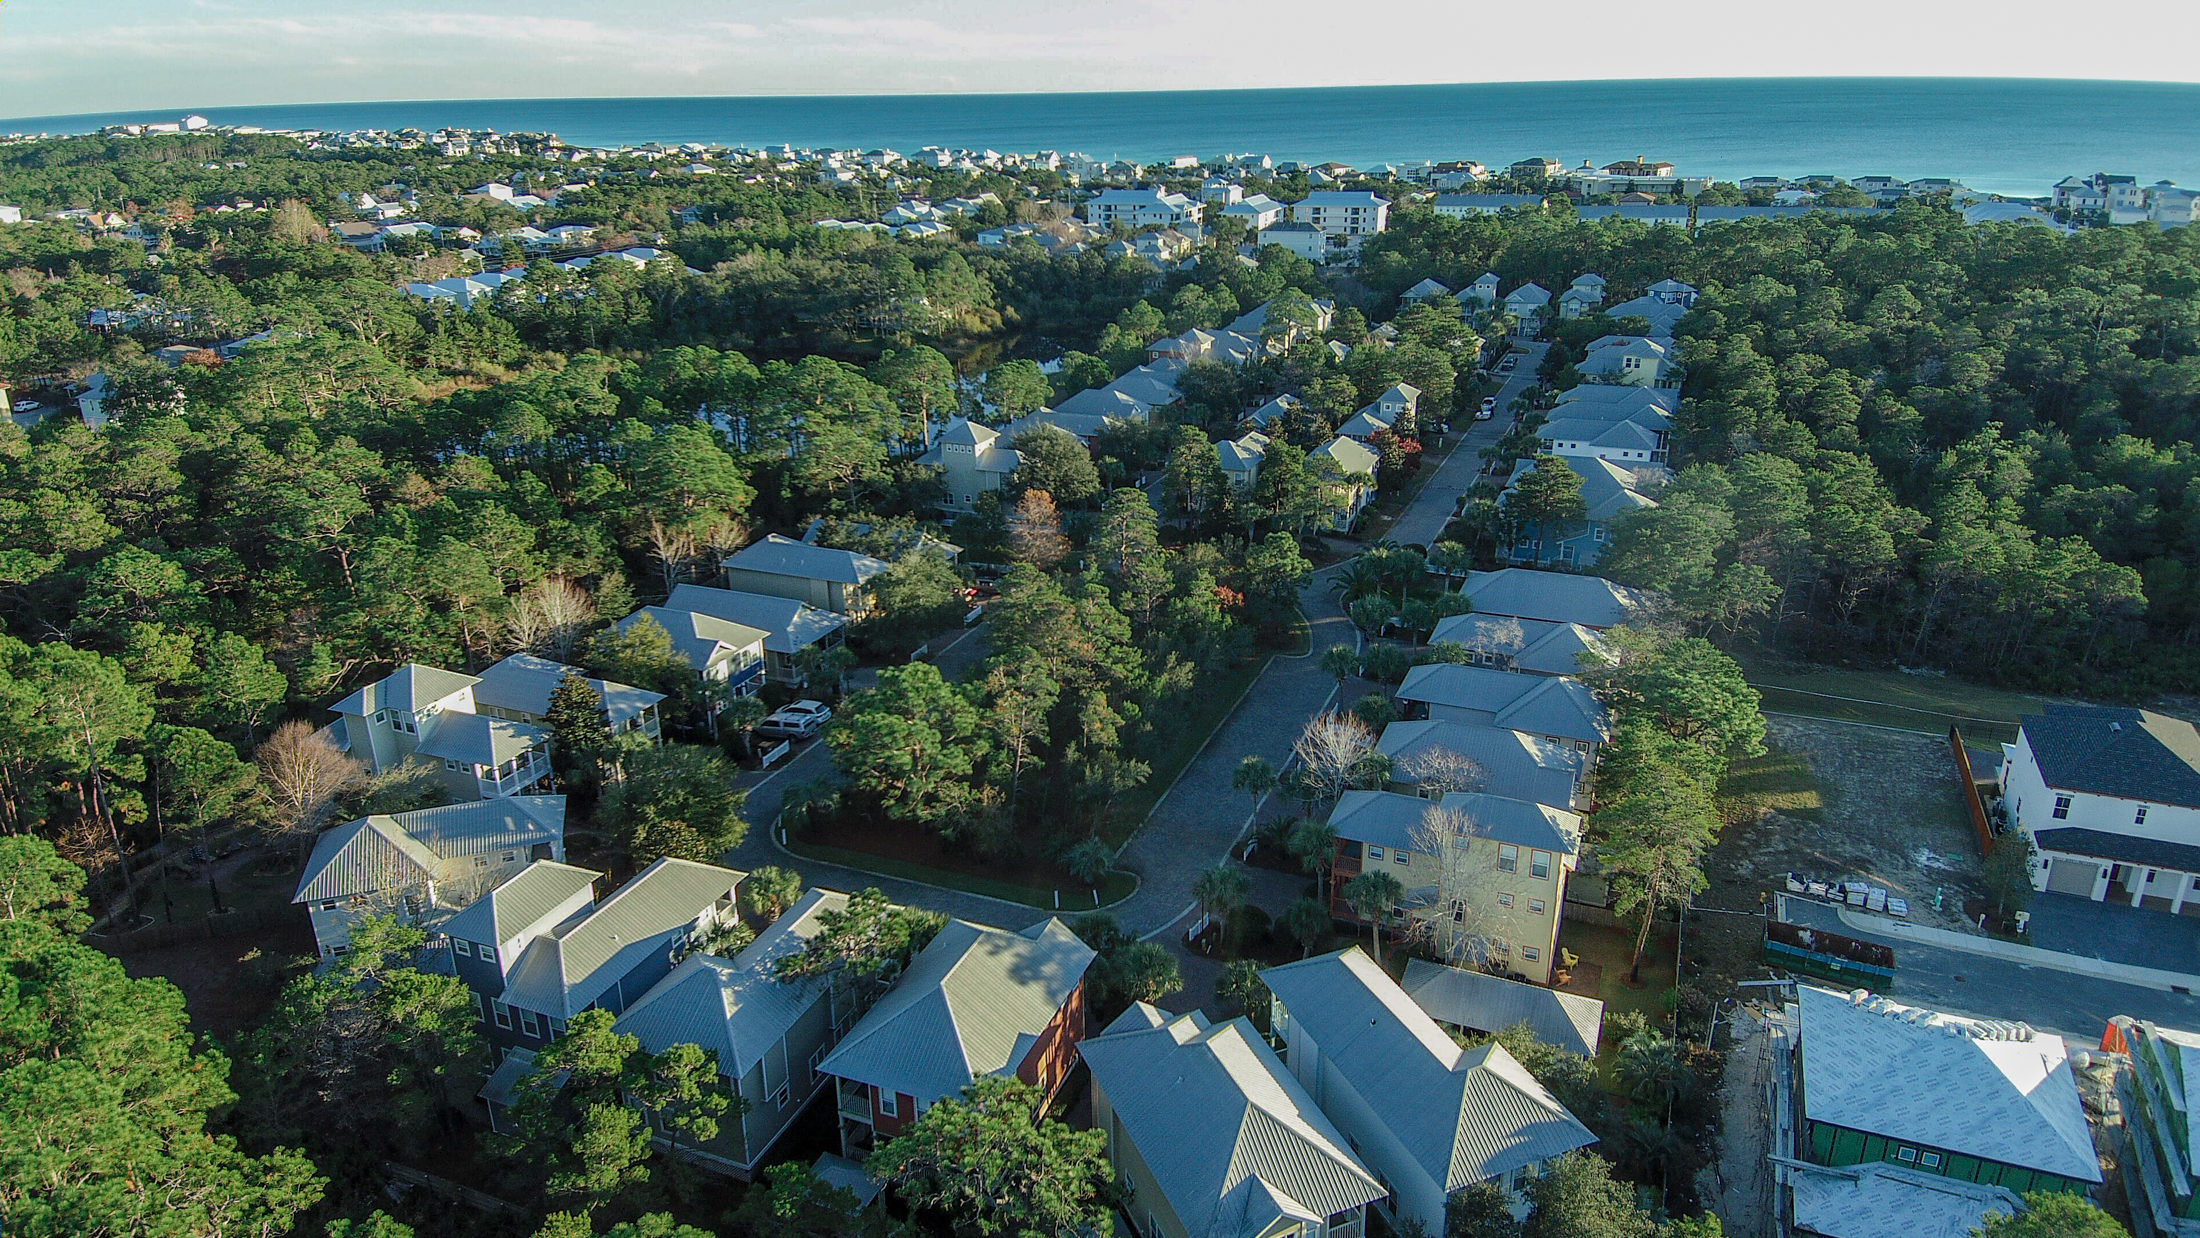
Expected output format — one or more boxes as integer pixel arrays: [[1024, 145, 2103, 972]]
[[1718, 745, 1829, 823], [783, 836, 1138, 912], [1734, 650, 2047, 745]]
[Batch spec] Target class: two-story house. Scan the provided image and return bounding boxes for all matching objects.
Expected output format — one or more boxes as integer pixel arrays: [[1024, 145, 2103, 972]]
[[1393, 664, 1611, 767], [1261, 949, 1597, 1229], [325, 663, 554, 801], [817, 917, 1094, 1157], [448, 856, 745, 1055], [1428, 613, 1612, 677], [722, 535, 892, 619], [1222, 193, 1286, 231], [663, 583, 849, 686], [1503, 455, 1662, 569], [1216, 432, 1271, 491], [2000, 705, 2200, 912], [1375, 719, 1588, 811], [1504, 282, 1553, 320], [1456, 568, 1650, 630], [1456, 272, 1502, 308], [473, 653, 664, 743], [291, 796, 567, 957], [915, 417, 1023, 513], [614, 888, 857, 1178], [1083, 1003, 1388, 1238], [1577, 334, 1677, 388], [617, 606, 768, 704]]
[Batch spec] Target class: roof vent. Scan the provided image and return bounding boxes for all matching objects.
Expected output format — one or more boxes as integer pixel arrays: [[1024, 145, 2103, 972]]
[[2110, 722, 2123, 732]]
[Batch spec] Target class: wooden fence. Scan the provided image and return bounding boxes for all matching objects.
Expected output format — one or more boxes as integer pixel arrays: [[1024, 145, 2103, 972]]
[[1949, 725, 1999, 855]]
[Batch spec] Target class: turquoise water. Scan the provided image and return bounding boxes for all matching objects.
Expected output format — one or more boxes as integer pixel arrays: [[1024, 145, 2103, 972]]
[[7, 78, 2198, 199]]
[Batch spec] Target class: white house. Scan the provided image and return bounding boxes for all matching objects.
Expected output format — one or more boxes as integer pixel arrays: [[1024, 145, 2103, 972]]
[[1432, 195, 1545, 219], [2001, 706, 2200, 912], [1290, 191, 1390, 239], [325, 664, 554, 802], [1087, 188, 1202, 231], [1577, 334, 1677, 387], [1216, 432, 1270, 491], [1457, 272, 1502, 309], [1222, 193, 1285, 230], [916, 417, 1021, 512], [292, 797, 567, 957], [1257, 221, 1328, 261]]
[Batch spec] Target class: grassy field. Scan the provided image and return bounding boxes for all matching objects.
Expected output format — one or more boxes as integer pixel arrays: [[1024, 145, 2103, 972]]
[[1734, 651, 2047, 745], [1717, 745, 1830, 824]]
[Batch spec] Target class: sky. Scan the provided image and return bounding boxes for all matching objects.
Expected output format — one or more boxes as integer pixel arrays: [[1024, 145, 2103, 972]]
[[3, 0, 2198, 120]]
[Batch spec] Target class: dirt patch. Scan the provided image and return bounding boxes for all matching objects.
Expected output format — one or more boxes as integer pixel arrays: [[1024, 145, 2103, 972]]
[[115, 916, 316, 1042], [1704, 1008, 1778, 1238]]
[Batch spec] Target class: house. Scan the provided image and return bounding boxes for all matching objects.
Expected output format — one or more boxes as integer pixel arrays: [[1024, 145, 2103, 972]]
[[916, 417, 1022, 512], [1401, 960, 1603, 1057], [1557, 287, 1600, 319], [1375, 720, 1587, 811], [1787, 986, 2100, 1195], [1082, 1004, 1388, 1238], [1644, 277, 1698, 308], [1312, 436, 1380, 528], [1087, 188, 1202, 230], [1201, 178, 1246, 204], [292, 797, 567, 957], [1260, 949, 1597, 1229], [2109, 1016, 2200, 1235], [1457, 569, 1649, 630], [1504, 282, 1552, 319], [663, 584, 849, 686], [451, 857, 745, 1054], [818, 918, 1094, 1156], [1393, 663, 1611, 758], [2000, 705, 2200, 911], [1289, 192, 1390, 244], [1535, 415, 1667, 465], [1503, 455, 1662, 568], [1222, 193, 1286, 230], [1216, 432, 1271, 491], [473, 653, 663, 743], [1432, 194, 1546, 219], [1371, 383, 1420, 423], [1336, 409, 1393, 442], [618, 605, 767, 702], [325, 664, 554, 801], [1577, 334, 1676, 387], [1782, 1160, 2026, 1238], [1596, 294, 1689, 339], [1257, 220, 1329, 261], [722, 534, 892, 618], [1427, 613, 1613, 676], [1245, 394, 1303, 430], [1550, 383, 1680, 419], [1401, 277, 1451, 303], [1457, 272, 1503, 309], [614, 888, 857, 1178]]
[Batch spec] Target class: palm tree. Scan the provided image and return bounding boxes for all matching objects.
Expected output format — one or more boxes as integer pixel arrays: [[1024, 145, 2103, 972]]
[[1342, 869, 1405, 961], [1319, 643, 1361, 684], [1231, 755, 1278, 819], [1616, 1030, 1691, 1112], [1062, 837, 1113, 887], [1327, 559, 1384, 605], [1278, 897, 1334, 958], [1287, 818, 1338, 901], [1193, 863, 1250, 934]]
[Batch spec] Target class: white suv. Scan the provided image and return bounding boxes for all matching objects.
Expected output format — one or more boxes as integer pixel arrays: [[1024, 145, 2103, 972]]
[[758, 700, 834, 738]]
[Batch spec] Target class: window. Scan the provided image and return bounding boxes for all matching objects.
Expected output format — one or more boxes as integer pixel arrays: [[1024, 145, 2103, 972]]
[[501, 851, 516, 863], [492, 1000, 513, 1030], [471, 992, 485, 1020], [1367, 845, 1385, 861], [877, 1090, 899, 1118], [549, 1018, 565, 1036], [1920, 1152, 1943, 1169], [444, 759, 460, 771], [1523, 946, 1541, 962], [475, 856, 490, 869], [809, 1044, 830, 1084], [769, 1080, 790, 1109], [1491, 938, 1512, 956], [1394, 849, 1412, 867], [520, 1010, 540, 1038], [1451, 900, 1466, 923], [373, 709, 388, 724], [1497, 892, 1515, 908], [453, 939, 471, 958], [1531, 850, 1552, 879], [1528, 898, 1547, 914], [1498, 844, 1519, 873], [1895, 1146, 1918, 1163], [2053, 795, 2072, 820], [319, 900, 338, 912], [2137, 806, 2150, 825]]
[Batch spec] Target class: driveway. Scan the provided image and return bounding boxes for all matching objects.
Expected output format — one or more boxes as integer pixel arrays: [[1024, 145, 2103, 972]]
[[1386, 340, 1548, 548], [2023, 890, 2200, 972], [1778, 895, 2200, 1040]]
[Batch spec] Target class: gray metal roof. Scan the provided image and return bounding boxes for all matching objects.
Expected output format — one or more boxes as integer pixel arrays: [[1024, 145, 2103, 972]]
[[664, 585, 847, 657], [1328, 790, 1439, 852], [724, 534, 889, 586], [1793, 986, 2100, 1183], [614, 888, 847, 1075], [500, 858, 745, 1020], [1428, 615, 1611, 678], [2019, 705, 2200, 808], [1401, 960, 1603, 1057], [441, 860, 600, 959], [1395, 665, 1610, 745], [1551, 383, 1679, 413], [473, 653, 663, 727], [1435, 792, 1582, 856], [329, 662, 482, 716], [1783, 1159, 2021, 1238], [417, 710, 549, 767], [817, 918, 1094, 1105], [1377, 720, 1585, 810], [1082, 1005, 1385, 1238], [1260, 949, 1596, 1189], [620, 606, 767, 676], [810, 1153, 885, 1209], [1460, 569, 1649, 629], [293, 797, 566, 904]]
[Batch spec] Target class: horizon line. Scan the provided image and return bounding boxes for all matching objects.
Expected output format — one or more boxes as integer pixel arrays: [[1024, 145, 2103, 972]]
[[8, 74, 2200, 131]]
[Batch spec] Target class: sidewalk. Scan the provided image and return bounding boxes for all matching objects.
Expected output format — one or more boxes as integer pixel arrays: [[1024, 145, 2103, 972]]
[[1832, 903, 2200, 993]]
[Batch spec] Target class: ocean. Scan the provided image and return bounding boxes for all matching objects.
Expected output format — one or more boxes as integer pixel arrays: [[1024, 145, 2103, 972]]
[[6, 78, 2199, 200]]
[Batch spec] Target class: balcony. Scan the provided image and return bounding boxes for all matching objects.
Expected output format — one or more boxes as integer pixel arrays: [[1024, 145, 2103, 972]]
[[836, 1079, 873, 1125], [478, 748, 551, 798]]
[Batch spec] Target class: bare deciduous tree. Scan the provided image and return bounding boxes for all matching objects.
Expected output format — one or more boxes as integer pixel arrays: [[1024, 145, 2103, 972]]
[[1399, 745, 1487, 796], [257, 720, 365, 863], [1410, 802, 1503, 970], [647, 520, 701, 593], [506, 575, 598, 661], [1292, 711, 1378, 805]]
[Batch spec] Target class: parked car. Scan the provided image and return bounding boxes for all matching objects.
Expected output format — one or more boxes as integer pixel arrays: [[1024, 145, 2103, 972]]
[[1497, 355, 1518, 373], [758, 700, 833, 739], [1477, 396, 1497, 420], [10, 399, 39, 413]]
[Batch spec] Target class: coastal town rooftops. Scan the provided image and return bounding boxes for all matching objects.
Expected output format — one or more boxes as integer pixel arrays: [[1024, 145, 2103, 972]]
[[1792, 985, 2100, 1184], [473, 653, 664, 728], [500, 857, 745, 1020], [663, 584, 847, 657], [723, 534, 891, 586], [2018, 705, 2200, 808], [1460, 568, 1650, 629], [614, 887, 848, 1075], [817, 917, 1094, 1106], [1260, 948, 1596, 1189], [330, 663, 481, 715], [1081, 1004, 1386, 1238], [294, 797, 567, 905], [1401, 959, 1604, 1057]]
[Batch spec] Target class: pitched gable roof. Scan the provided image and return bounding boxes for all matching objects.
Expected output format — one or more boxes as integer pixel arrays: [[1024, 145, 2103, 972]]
[[615, 888, 848, 1075], [1377, 720, 1584, 809], [293, 797, 567, 905], [724, 534, 890, 586], [441, 860, 599, 960], [417, 710, 549, 767], [1460, 569, 1648, 629], [1402, 959, 1603, 1057], [330, 662, 481, 716], [1428, 614, 1612, 677], [1082, 1006, 1385, 1238], [818, 918, 1094, 1105], [664, 585, 848, 657], [1260, 949, 1595, 1189], [500, 858, 745, 1020], [1395, 664, 1611, 744], [2019, 705, 2200, 808], [620, 606, 768, 675], [473, 653, 663, 728]]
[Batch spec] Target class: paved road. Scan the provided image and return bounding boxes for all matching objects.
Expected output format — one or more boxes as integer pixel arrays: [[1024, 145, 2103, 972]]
[[1387, 339, 1548, 548], [1780, 896, 2200, 1039]]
